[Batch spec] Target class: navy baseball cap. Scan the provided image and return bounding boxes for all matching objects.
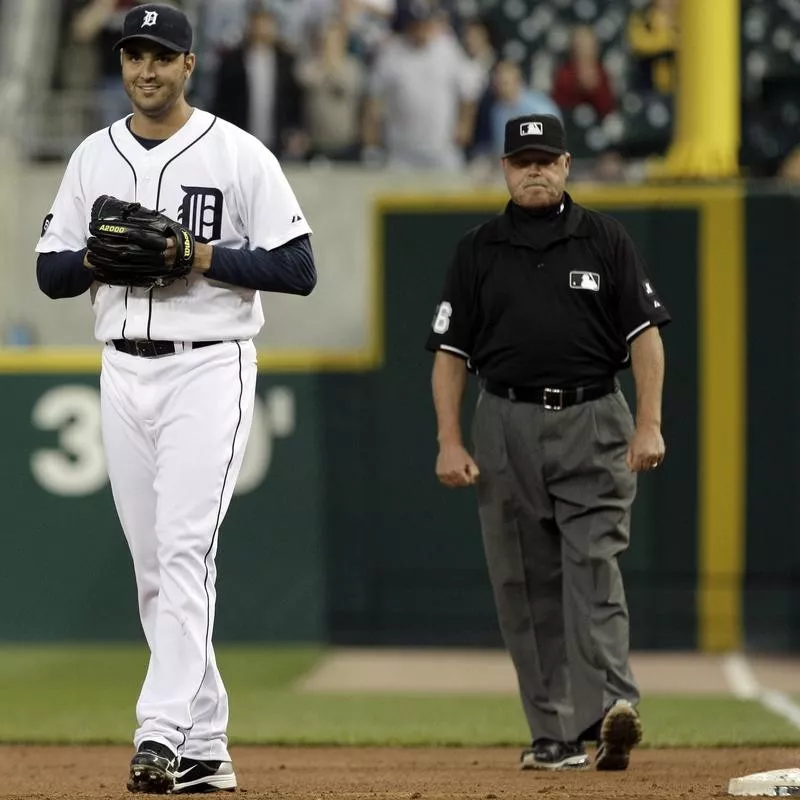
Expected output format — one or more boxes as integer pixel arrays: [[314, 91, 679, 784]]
[[503, 114, 568, 158], [114, 4, 193, 53]]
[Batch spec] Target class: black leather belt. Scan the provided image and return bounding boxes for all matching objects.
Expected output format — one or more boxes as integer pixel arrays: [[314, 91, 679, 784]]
[[483, 378, 616, 410], [111, 340, 222, 358]]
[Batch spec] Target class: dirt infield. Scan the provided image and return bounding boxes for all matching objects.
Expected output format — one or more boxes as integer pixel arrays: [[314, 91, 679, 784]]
[[299, 650, 800, 695], [3, 745, 798, 799], [297, 647, 752, 696]]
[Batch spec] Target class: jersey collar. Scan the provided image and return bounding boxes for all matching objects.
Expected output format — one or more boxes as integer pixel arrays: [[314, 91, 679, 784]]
[[111, 108, 213, 162], [487, 192, 591, 245]]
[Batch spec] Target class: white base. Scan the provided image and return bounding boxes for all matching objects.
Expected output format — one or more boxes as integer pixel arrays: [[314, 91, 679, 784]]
[[729, 769, 800, 796]]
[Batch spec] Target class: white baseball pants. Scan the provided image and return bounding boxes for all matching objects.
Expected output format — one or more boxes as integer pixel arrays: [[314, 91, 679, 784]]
[[100, 339, 257, 760]]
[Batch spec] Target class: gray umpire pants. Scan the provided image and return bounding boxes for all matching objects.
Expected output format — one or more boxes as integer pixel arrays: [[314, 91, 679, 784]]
[[472, 386, 640, 744]]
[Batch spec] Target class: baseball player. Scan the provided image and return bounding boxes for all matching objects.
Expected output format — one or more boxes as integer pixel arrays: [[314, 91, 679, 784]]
[[36, 4, 315, 794]]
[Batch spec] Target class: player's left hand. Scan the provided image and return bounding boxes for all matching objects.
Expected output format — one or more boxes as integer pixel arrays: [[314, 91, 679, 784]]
[[87, 195, 195, 289], [163, 237, 177, 268], [626, 422, 665, 472], [164, 238, 212, 273]]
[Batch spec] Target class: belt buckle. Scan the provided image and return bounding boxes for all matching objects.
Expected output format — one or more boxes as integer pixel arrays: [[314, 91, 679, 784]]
[[543, 387, 564, 411], [135, 341, 157, 358]]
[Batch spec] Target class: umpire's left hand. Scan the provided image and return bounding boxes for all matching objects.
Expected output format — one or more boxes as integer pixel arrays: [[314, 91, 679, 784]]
[[436, 443, 481, 487], [626, 422, 665, 472]]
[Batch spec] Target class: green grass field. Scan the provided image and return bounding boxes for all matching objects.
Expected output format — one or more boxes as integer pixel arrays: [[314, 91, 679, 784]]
[[1, 645, 798, 748]]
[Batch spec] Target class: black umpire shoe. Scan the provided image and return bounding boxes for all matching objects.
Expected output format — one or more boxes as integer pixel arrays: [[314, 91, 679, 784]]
[[595, 699, 643, 771], [520, 739, 589, 770], [172, 758, 237, 793], [127, 740, 177, 794]]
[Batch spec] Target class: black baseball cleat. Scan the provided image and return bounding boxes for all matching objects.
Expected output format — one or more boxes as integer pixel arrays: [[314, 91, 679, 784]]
[[127, 740, 177, 794], [520, 739, 589, 770], [595, 699, 643, 771], [172, 758, 237, 793]]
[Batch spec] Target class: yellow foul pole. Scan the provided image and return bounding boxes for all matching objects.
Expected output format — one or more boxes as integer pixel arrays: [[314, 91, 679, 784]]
[[657, 0, 740, 178]]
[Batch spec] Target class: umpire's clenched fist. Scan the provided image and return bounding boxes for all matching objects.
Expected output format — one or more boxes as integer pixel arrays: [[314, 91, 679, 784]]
[[436, 443, 481, 487]]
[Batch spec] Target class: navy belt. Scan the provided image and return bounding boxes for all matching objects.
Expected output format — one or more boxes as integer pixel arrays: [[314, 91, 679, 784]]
[[110, 340, 222, 358], [483, 378, 616, 410]]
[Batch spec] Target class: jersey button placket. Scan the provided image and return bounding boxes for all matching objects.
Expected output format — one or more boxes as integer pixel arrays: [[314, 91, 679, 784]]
[[140, 158, 155, 206]]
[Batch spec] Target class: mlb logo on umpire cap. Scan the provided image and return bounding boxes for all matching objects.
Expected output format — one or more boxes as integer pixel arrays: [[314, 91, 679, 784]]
[[503, 114, 567, 158], [520, 122, 543, 136]]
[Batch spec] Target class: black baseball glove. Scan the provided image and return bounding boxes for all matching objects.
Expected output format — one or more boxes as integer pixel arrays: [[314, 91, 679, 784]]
[[86, 195, 195, 289]]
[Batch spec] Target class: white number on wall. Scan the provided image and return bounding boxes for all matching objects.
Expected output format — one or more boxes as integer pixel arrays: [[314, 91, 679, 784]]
[[235, 388, 296, 495], [30, 386, 108, 496], [30, 385, 297, 498]]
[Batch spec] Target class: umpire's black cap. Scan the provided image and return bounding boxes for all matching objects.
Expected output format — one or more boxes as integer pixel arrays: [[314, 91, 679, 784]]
[[503, 114, 568, 158], [114, 4, 193, 53]]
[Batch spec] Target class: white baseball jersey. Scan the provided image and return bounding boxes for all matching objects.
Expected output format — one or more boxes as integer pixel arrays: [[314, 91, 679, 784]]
[[36, 108, 312, 342]]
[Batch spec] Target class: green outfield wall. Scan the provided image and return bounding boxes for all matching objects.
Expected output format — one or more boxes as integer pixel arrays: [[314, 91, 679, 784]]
[[744, 189, 800, 651], [0, 184, 770, 652]]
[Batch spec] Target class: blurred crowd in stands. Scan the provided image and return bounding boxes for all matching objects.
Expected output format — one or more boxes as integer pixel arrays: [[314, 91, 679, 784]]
[[50, 0, 800, 181]]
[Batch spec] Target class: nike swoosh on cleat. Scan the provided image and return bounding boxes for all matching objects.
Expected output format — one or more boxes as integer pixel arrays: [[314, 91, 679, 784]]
[[173, 768, 196, 779]]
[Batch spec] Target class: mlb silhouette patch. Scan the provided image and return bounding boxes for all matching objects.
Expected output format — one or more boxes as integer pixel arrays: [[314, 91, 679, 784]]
[[569, 271, 600, 291], [520, 122, 543, 136]]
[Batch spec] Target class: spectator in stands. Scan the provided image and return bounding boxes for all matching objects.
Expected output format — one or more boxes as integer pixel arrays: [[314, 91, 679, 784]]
[[191, 0, 252, 108], [552, 25, 615, 120], [287, 0, 394, 60], [295, 18, 365, 161], [461, 17, 496, 95], [778, 146, 800, 182], [211, 3, 307, 160], [68, 0, 144, 127], [460, 17, 497, 162], [362, 0, 480, 170], [486, 60, 561, 157], [592, 149, 627, 182], [196, 0, 251, 46], [627, 0, 677, 95]]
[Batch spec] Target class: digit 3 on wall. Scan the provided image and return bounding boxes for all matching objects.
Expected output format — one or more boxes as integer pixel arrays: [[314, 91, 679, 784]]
[[29, 385, 297, 497]]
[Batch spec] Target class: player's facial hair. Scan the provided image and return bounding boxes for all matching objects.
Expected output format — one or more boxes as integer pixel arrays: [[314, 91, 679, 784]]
[[131, 76, 186, 119], [123, 53, 189, 120]]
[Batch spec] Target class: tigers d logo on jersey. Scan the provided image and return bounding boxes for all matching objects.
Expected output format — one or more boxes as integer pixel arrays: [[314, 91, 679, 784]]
[[178, 186, 223, 244]]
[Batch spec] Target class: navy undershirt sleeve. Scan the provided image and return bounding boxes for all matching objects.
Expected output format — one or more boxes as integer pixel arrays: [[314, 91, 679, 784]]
[[37, 249, 93, 299], [206, 234, 317, 295], [37, 236, 317, 298]]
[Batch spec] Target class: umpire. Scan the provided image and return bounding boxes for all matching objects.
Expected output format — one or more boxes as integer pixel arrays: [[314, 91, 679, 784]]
[[426, 114, 670, 772]]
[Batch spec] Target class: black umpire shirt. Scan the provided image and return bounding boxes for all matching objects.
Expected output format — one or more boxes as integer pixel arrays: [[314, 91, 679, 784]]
[[425, 193, 671, 387]]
